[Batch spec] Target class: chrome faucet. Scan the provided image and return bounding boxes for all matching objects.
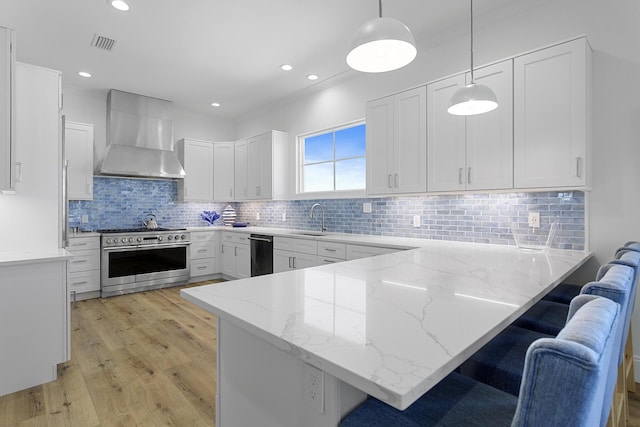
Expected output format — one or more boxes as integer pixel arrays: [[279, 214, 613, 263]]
[[309, 203, 326, 233]]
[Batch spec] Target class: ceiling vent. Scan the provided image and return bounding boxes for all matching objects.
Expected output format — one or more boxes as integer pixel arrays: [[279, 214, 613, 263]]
[[91, 34, 116, 51]]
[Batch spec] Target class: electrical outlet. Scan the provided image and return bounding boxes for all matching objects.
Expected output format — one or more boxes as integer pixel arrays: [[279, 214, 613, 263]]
[[363, 202, 372, 213], [81, 215, 89, 223], [304, 363, 324, 413], [528, 212, 540, 228], [282, 211, 287, 221], [256, 212, 261, 220], [413, 215, 421, 228]]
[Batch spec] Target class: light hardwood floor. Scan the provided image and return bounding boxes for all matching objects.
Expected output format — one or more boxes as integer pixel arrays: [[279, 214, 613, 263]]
[[0, 281, 220, 427], [3, 281, 640, 426]]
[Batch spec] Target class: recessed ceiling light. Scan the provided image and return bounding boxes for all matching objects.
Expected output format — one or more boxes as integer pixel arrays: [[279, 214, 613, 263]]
[[211, 102, 221, 107], [109, 0, 130, 11], [307, 74, 319, 81], [78, 71, 92, 78], [280, 64, 293, 71]]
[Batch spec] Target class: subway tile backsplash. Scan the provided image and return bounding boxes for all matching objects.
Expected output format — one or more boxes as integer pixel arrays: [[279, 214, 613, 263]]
[[69, 177, 585, 250]]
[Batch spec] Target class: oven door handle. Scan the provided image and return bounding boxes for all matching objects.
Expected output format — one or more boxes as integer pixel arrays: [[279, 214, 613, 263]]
[[103, 245, 139, 252], [152, 242, 191, 249]]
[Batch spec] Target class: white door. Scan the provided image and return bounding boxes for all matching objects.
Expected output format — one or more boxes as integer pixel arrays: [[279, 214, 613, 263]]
[[234, 140, 248, 200], [394, 86, 427, 193], [273, 249, 293, 273], [235, 244, 251, 278], [366, 96, 394, 195], [514, 38, 587, 188], [466, 60, 514, 190], [214, 142, 235, 201], [183, 140, 214, 201], [427, 75, 466, 192], [65, 121, 94, 200]]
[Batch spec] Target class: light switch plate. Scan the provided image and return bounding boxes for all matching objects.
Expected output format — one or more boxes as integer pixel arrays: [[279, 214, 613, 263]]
[[81, 215, 89, 223], [413, 215, 420, 227], [363, 202, 372, 213], [282, 211, 287, 221], [256, 212, 261, 220]]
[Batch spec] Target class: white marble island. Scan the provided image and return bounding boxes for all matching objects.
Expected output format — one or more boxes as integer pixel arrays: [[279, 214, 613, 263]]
[[181, 240, 591, 427]]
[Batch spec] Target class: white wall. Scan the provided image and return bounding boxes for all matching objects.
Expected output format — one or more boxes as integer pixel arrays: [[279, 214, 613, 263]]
[[236, 0, 640, 370], [61, 85, 237, 170]]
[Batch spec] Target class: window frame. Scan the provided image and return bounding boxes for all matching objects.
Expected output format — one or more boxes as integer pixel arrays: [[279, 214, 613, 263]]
[[296, 119, 367, 199]]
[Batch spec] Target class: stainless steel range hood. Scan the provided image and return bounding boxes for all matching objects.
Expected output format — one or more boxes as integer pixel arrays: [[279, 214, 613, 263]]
[[98, 89, 185, 179]]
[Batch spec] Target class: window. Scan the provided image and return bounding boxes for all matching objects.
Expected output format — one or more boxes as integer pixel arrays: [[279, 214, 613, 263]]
[[299, 122, 366, 193]]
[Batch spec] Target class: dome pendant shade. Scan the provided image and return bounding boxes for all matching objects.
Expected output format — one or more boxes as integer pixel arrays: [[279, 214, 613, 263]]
[[447, 83, 498, 116], [346, 17, 417, 73]]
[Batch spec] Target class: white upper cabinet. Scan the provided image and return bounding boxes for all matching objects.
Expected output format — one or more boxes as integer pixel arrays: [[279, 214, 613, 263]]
[[235, 130, 288, 200], [367, 86, 427, 195], [513, 38, 590, 188], [176, 138, 214, 202], [427, 60, 513, 192], [65, 121, 94, 200], [213, 142, 235, 201], [0, 27, 15, 193]]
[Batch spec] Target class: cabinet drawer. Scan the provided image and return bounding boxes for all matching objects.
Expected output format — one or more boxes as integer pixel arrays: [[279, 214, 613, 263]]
[[317, 256, 343, 265], [67, 270, 100, 293], [66, 236, 99, 250], [222, 232, 249, 245], [346, 244, 399, 261], [67, 250, 100, 272], [191, 243, 216, 260], [274, 237, 317, 255], [191, 231, 217, 244], [317, 241, 346, 259], [191, 258, 216, 277]]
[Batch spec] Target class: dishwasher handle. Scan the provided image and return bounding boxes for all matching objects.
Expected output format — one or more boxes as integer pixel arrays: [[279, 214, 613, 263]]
[[248, 235, 273, 243]]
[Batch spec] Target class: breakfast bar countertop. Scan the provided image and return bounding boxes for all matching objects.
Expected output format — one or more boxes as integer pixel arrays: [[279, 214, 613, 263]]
[[182, 240, 591, 410]]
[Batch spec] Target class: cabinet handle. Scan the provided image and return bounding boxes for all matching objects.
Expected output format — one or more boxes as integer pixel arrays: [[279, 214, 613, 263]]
[[221, 244, 225, 254], [388, 174, 393, 188], [15, 162, 22, 182], [197, 249, 207, 253], [229, 188, 233, 197], [197, 265, 208, 270], [72, 259, 88, 263], [467, 167, 471, 184], [288, 256, 293, 269], [458, 168, 463, 185], [323, 248, 337, 252], [292, 257, 296, 269], [394, 174, 399, 187], [235, 247, 237, 256], [73, 242, 88, 247], [323, 259, 337, 264], [576, 157, 582, 178], [71, 280, 88, 286], [256, 186, 261, 196], [87, 183, 92, 194]]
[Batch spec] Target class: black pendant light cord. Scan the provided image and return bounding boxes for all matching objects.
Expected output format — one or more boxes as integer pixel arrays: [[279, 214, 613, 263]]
[[470, 0, 475, 83]]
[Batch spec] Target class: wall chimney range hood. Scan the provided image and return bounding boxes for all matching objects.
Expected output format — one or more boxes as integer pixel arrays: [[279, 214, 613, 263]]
[[98, 89, 185, 179]]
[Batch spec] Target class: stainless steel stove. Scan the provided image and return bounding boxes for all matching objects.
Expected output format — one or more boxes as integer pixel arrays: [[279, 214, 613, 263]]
[[99, 228, 191, 297]]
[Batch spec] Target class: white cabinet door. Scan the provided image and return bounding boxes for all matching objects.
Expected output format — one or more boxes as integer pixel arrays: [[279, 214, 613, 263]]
[[394, 86, 427, 193], [221, 242, 236, 276], [0, 27, 15, 193], [466, 60, 514, 190], [177, 139, 214, 202], [514, 38, 588, 188], [214, 142, 235, 201], [366, 86, 426, 195], [273, 249, 292, 273], [366, 96, 394, 195], [235, 244, 251, 279], [427, 75, 466, 192], [234, 140, 248, 200], [273, 249, 317, 272], [247, 136, 263, 199], [65, 121, 94, 200], [291, 252, 317, 270]]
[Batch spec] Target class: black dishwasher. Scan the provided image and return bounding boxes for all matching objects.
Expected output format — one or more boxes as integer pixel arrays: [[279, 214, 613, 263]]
[[248, 234, 273, 277]]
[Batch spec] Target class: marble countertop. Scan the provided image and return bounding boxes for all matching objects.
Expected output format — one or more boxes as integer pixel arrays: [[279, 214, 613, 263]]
[[181, 240, 591, 410], [187, 226, 430, 249], [0, 248, 73, 266]]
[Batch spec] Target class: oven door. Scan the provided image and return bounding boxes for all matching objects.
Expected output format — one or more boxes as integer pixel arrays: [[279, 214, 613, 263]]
[[102, 243, 191, 287]]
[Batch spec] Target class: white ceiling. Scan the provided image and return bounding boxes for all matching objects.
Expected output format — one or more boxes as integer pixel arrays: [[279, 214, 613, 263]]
[[3, 0, 529, 119]]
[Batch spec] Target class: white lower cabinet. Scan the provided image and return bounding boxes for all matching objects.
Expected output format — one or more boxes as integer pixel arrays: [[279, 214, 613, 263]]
[[273, 237, 318, 273], [0, 258, 69, 397], [190, 231, 218, 280], [66, 234, 100, 300], [220, 232, 250, 279]]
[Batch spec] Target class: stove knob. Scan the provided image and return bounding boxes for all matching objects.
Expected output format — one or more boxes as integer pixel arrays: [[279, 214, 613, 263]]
[[137, 237, 143, 242], [106, 238, 111, 244], [167, 235, 173, 240], [181, 234, 186, 240], [158, 236, 163, 241], [175, 234, 180, 240], [128, 238, 134, 243], [121, 238, 127, 243]]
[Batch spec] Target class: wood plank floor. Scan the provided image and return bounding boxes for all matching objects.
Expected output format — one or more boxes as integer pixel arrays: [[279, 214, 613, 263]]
[[0, 281, 221, 427], [3, 280, 640, 426]]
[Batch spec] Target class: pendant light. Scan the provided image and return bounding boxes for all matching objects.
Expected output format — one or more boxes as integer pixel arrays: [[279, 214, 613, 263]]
[[448, 0, 498, 116], [346, 0, 417, 73]]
